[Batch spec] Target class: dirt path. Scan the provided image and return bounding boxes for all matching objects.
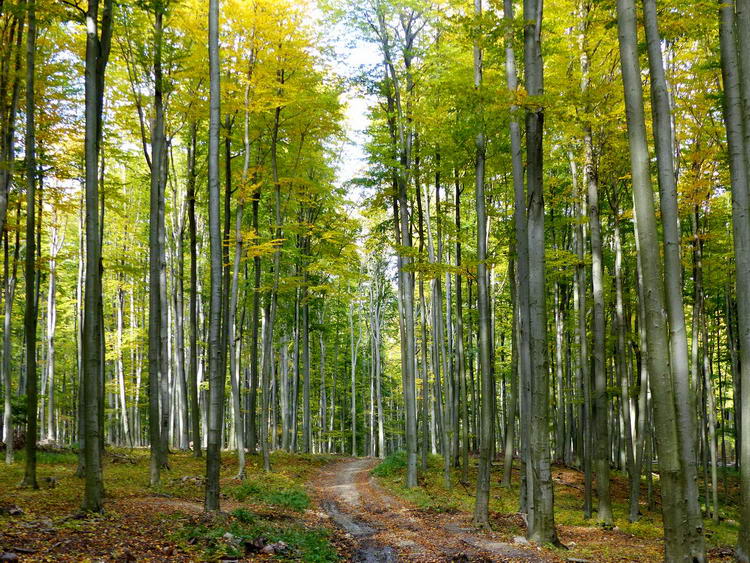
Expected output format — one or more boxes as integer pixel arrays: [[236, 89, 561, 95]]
[[310, 457, 551, 562]]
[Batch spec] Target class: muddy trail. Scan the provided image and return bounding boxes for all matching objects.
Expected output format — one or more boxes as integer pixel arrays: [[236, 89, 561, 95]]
[[309, 457, 551, 562]]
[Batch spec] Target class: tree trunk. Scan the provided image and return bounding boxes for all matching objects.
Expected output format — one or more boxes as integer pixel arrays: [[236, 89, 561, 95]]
[[81, 0, 112, 513], [228, 199, 245, 477], [187, 122, 201, 457], [3, 206, 20, 464], [148, 5, 166, 486], [524, 0, 556, 542], [721, 0, 750, 557], [22, 0, 38, 488], [204, 0, 225, 511], [617, 0, 692, 555], [473, 0, 493, 525], [643, 0, 704, 554]]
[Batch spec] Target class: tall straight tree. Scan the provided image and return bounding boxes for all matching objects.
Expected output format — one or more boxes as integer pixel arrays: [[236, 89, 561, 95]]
[[719, 0, 750, 558], [81, 0, 113, 513], [21, 0, 37, 489], [472, 0, 493, 528], [578, 0, 611, 525], [616, 0, 692, 556], [502, 0, 532, 504], [186, 121, 201, 457], [148, 1, 167, 487], [204, 0, 224, 512], [524, 0, 556, 543], [374, 2, 419, 488], [642, 0, 704, 556]]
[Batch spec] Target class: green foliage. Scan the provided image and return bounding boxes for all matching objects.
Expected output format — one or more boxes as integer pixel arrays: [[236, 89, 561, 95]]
[[228, 474, 310, 511], [176, 515, 338, 561], [371, 450, 407, 477]]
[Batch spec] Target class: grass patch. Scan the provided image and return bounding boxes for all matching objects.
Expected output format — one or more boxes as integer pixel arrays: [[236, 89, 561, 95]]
[[371, 451, 407, 477], [176, 511, 338, 561], [229, 472, 310, 511]]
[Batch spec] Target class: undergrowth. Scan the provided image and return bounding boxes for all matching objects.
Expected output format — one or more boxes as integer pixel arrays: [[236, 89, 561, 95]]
[[228, 473, 310, 511], [175, 509, 338, 561], [372, 451, 739, 562]]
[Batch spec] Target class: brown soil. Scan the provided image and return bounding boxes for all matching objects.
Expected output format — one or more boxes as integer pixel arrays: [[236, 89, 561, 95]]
[[308, 457, 552, 562]]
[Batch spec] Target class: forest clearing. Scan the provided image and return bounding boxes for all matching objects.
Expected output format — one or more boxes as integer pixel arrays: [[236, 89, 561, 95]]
[[2, 0, 750, 558]]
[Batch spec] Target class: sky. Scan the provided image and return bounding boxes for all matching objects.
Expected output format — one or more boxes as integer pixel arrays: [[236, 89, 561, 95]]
[[321, 18, 381, 200]]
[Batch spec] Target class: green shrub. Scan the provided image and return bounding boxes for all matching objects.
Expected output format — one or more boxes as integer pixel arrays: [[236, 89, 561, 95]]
[[371, 451, 407, 477], [229, 475, 310, 511], [176, 514, 338, 561], [231, 508, 255, 523]]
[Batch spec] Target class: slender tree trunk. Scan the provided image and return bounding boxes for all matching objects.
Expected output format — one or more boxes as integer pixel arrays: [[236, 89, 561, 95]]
[[148, 5, 166, 486], [249, 163, 260, 455], [643, 0, 704, 554], [204, 0, 224, 511], [46, 223, 62, 443], [721, 0, 750, 557], [454, 175, 469, 484], [81, 0, 112, 513], [524, 0, 556, 542], [229, 199, 245, 477], [3, 211, 20, 464], [22, 0, 38, 487], [187, 122, 201, 457], [617, 0, 692, 556], [116, 285, 130, 446], [473, 0, 493, 525], [0, 5, 23, 248]]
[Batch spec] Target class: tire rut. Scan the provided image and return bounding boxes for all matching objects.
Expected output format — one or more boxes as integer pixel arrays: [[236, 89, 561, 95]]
[[310, 457, 551, 562]]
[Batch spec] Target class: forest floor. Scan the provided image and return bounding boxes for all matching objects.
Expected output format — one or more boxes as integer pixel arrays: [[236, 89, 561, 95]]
[[0, 447, 741, 561]]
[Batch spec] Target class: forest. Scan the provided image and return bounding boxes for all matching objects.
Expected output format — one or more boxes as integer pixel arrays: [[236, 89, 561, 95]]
[[1, 0, 750, 560]]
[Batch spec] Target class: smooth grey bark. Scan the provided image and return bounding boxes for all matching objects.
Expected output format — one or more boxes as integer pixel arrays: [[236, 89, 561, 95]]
[[693, 216, 718, 522], [45, 222, 61, 443], [248, 156, 260, 456], [616, 0, 692, 556], [504, 0, 533, 509], [454, 175, 469, 484], [148, 5, 166, 487], [569, 151, 592, 517], [524, 0, 556, 542], [260, 101, 284, 472], [281, 333, 291, 449], [227, 80, 252, 473], [583, 128, 612, 526], [423, 179, 450, 488], [630, 242, 650, 522], [302, 280, 311, 453], [81, 0, 112, 513], [1, 14, 23, 465], [319, 310, 328, 453], [502, 255, 518, 488], [115, 284, 130, 446], [369, 268, 385, 457], [642, 0, 704, 555], [719, 1, 750, 557], [375, 5, 418, 486], [349, 301, 364, 456], [3, 208, 19, 465], [473, 0, 493, 526], [187, 121, 201, 457], [22, 0, 37, 488], [204, 0, 224, 511], [173, 192, 188, 451], [228, 199, 245, 477], [576, 2, 611, 524]]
